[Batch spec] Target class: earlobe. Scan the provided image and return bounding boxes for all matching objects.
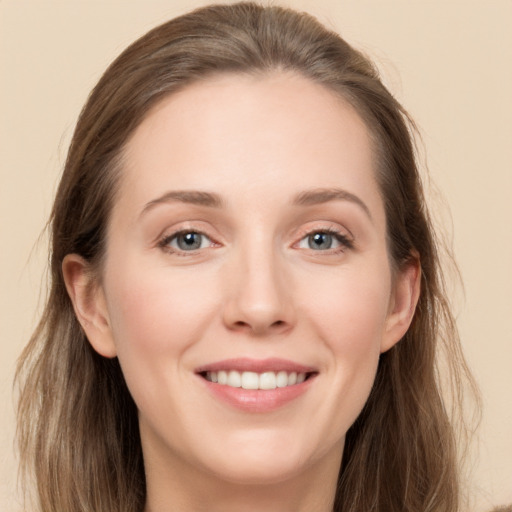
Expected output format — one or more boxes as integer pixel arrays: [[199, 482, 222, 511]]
[[381, 257, 421, 353], [62, 254, 117, 358]]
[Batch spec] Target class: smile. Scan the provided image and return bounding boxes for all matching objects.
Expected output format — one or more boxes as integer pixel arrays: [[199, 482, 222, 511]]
[[196, 358, 317, 412], [204, 370, 308, 390]]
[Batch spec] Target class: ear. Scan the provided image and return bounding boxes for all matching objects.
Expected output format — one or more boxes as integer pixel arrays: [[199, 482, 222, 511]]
[[62, 254, 117, 358], [381, 257, 421, 353]]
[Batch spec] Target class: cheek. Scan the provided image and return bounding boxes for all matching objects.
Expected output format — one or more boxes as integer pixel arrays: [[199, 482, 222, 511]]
[[323, 284, 387, 390], [103, 261, 219, 375], [301, 265, 391, 426], [304, 264, 391, 353]]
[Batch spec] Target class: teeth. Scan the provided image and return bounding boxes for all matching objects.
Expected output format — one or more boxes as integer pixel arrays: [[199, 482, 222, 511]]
[[259, 371, 276, 390], [241, 371, 259, 389], [205, 370, 308, 389], [227, 370, 241, 388]]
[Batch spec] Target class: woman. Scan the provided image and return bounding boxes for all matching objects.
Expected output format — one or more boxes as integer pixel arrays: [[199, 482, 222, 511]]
[[16, 3, 478, 511]]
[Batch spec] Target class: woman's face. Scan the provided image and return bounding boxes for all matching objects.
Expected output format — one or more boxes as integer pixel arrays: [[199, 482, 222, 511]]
[[70, 72, 417, 487]]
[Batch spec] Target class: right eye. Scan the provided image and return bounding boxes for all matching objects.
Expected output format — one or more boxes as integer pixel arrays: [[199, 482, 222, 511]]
[[160, 231, 213, 252]]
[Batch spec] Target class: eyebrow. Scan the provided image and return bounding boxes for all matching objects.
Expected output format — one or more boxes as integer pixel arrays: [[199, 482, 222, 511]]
[[141, 190, 223, 216], [140, 187, 372, 220], [292, 188, 372, 220]]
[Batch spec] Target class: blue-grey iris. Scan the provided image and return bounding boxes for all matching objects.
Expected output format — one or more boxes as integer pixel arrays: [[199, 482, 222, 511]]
[[177, 232, 202, 250], [309, 233, 333, 250]]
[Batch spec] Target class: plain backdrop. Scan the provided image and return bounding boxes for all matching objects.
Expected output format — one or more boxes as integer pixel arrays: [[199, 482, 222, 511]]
[[1, 1, 511, 511]]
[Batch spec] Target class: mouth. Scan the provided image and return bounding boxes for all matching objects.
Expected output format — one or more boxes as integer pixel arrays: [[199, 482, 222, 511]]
[[199, 369, 315, 390], [195, 359, 318, 412]]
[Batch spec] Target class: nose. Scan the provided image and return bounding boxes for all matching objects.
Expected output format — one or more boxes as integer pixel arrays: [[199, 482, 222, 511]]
[[222, 244, 295, 337]]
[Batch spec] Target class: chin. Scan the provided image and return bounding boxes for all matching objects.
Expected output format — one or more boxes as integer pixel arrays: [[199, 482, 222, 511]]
[[196, 429, 337, 486], [205, 453, 310, 486]]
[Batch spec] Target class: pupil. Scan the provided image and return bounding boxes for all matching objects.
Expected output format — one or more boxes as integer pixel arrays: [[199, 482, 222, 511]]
[[178, 232, 201, 250], [309, 232, 332, 250]]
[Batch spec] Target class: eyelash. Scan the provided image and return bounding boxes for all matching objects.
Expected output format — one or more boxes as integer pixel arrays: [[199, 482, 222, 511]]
[[158, 227, 354, 256], [297, 227, 354, 253], [158, 230, 216, 256]]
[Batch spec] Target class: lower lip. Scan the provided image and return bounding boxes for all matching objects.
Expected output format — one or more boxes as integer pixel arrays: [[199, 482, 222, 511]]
[[199, 376, 315, 413]]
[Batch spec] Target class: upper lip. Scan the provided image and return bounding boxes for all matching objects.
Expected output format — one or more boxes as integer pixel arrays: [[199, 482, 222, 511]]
[[195, 357, 317, 374]]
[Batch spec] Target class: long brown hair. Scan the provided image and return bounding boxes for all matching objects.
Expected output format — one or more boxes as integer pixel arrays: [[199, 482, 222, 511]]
[[16, 3, 478, 511]]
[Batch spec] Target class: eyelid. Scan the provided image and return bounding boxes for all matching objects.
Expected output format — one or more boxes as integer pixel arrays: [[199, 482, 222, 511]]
[[163, 231, 211, 248], [157, 224, 221, 255], [292, 223, 355, 252]]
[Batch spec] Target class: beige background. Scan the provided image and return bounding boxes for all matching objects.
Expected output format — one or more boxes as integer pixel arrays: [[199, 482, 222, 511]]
[[1, 1, 511, 510]]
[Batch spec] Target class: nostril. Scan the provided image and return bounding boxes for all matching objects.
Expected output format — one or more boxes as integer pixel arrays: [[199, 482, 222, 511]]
[[229, 319, 288, 334]]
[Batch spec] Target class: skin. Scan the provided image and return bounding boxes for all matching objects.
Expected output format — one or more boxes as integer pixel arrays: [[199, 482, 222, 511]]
[[64, 72, 420, 512]]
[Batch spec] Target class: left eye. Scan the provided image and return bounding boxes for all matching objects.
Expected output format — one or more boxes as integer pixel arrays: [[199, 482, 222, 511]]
[[164, 231, 212, 251], [297, 231, 347, 251]]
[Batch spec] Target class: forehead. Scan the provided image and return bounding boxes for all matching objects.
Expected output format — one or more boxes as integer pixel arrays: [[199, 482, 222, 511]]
[[116, 71, 383, 224]]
